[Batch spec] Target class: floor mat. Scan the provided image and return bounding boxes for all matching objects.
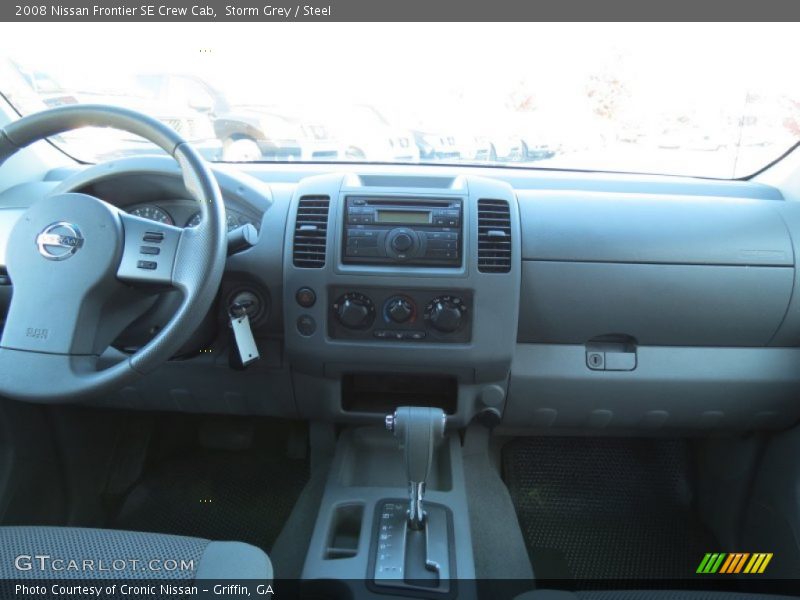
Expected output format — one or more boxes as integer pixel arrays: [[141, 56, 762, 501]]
[[111, 450, 309, 553], [502, 437, 717, 580]]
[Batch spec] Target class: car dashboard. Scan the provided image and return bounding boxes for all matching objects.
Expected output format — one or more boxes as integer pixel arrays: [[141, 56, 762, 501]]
[[2, 157, 800, 433]]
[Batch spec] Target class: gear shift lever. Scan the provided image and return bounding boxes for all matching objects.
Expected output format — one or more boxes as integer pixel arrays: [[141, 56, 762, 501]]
[[385, 406, 447, 530]]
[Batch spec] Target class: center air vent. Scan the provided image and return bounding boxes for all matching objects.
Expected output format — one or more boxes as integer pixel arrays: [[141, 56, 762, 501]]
[[477, 199, 512, 273], [293, 195, 330, 268]]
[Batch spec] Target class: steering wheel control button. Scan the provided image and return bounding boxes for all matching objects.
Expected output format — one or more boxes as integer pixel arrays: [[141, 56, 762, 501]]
[[296, 287, 316, 308], [140, 246, 160, 255], [142, 231, 164, 243], [297, 315, 317, 337], [136, 260, 158, 270]]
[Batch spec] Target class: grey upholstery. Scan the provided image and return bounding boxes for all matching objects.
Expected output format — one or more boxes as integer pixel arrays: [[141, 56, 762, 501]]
[[515, 592, 798, 600], [0, 527, 272, 580]]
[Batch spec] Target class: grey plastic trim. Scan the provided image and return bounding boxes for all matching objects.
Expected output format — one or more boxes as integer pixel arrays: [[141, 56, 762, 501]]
[[518, 190, 794, 266], [518, 261, 794, 347], [506, 343, 800, 431]]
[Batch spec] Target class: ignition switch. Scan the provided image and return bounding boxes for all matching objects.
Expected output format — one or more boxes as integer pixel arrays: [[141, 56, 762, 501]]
[[228, 290, 261, 320]]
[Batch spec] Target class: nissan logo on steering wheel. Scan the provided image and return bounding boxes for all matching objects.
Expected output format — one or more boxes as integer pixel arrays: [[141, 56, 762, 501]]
[[35, 221, 84, 261]]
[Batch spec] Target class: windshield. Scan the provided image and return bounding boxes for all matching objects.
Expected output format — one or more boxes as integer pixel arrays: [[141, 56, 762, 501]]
[[1, 22, 799, 178]]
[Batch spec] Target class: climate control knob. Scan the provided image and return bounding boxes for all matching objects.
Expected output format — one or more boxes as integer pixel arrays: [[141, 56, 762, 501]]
[[425, 296, 466, 333], [386, 296, 415, 323], [334, 292, 375, 329]]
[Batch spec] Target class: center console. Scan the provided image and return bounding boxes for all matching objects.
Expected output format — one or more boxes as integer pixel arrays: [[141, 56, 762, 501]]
[[301, 409, 477, 599], [283, 172, 520, 428]]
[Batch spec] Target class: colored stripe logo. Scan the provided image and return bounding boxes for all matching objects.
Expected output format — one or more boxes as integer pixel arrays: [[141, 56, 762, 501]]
[[697, 553, 773, 574]]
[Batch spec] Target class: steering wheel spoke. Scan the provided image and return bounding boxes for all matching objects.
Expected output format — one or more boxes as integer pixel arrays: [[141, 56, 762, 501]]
[[117, 212, 185, 287]]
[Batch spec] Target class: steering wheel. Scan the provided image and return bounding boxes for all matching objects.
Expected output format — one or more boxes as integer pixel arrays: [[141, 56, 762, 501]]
[[0, 105, 227, 403]]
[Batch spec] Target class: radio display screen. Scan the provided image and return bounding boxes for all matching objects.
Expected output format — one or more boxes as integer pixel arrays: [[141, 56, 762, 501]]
[[375, 210, 431, 224]]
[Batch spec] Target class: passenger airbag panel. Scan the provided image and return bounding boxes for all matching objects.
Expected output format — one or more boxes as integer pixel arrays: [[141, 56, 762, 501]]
[[519, 193, 793, 266], [519, 261, 793, 346]]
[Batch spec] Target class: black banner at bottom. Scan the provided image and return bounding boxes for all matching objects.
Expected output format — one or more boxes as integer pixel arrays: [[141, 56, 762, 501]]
[[2, 579, 800, 600]]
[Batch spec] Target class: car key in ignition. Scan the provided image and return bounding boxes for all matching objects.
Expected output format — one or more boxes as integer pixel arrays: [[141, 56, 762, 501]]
[[228, 298, 260, 368]]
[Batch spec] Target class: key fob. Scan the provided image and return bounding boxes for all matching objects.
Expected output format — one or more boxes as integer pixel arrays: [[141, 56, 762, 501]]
[[229, 312, 260, 368]]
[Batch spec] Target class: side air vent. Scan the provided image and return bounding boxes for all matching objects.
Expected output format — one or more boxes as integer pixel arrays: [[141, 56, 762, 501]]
[[477, 199, 512, 273], [293, 195, 330, 268]]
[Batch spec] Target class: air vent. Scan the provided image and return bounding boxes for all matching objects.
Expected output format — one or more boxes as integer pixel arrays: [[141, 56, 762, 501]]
[[477, 199, 512, 273], [293, 195, 330, 268]]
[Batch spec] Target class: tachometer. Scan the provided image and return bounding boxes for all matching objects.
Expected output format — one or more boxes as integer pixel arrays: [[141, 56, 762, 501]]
[[185, 211, 239, 232], [129, 205, 173, 225]]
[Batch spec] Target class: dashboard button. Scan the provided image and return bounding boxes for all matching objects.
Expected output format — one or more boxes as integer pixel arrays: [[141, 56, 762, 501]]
[[391, 232, 414, 252], [295, 287, 316, 308], [136, 260, 157, 270], [140, 246, 160, 255], [296, 315, 316, 336]]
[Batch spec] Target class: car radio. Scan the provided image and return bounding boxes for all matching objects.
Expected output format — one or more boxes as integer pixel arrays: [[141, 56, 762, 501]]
[[342, 196, 463, 267]]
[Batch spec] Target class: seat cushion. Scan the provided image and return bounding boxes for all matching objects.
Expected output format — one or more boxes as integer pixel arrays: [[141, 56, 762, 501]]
[[0, 526, 272, 580]]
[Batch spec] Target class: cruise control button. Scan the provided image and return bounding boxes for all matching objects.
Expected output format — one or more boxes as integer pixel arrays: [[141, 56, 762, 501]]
[[140, 246, 160, 255], [136, 260, 157, 270]]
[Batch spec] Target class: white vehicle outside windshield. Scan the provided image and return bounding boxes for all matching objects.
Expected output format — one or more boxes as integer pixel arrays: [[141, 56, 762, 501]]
[[0, 22, 798, 178]]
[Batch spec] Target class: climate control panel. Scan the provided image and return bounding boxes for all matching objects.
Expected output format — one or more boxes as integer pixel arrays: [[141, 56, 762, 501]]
[[328, 286, 472, 343]]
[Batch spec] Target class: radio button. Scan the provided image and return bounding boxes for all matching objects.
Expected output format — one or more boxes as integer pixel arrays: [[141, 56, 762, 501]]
[[430, 249, 458, 259], [347, 237, 378, 248], [391, 232, 414, 252], [428, 240, 457, 250], [347, 247, 380, 257]]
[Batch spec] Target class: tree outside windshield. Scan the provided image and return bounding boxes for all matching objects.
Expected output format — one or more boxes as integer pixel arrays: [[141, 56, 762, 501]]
[[0, 22, 798, 178]]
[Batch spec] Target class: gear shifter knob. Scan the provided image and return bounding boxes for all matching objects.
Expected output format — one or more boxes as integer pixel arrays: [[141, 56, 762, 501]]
[[386, 406, 446, 529]]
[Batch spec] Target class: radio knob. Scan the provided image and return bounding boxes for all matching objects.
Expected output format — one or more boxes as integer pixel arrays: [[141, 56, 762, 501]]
[[335, 293, 375, 329], [427, 298, 463, 333], [391, 231, 414, 252], [386, 297, 414, 323]]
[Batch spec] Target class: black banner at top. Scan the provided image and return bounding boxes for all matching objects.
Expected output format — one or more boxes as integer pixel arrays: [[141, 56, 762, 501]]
[[3, 0, 800, 21]]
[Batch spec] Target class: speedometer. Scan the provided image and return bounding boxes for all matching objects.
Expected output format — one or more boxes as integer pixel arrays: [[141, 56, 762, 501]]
[[129, 205, 174, 225], [185, 211, 240, 232]]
